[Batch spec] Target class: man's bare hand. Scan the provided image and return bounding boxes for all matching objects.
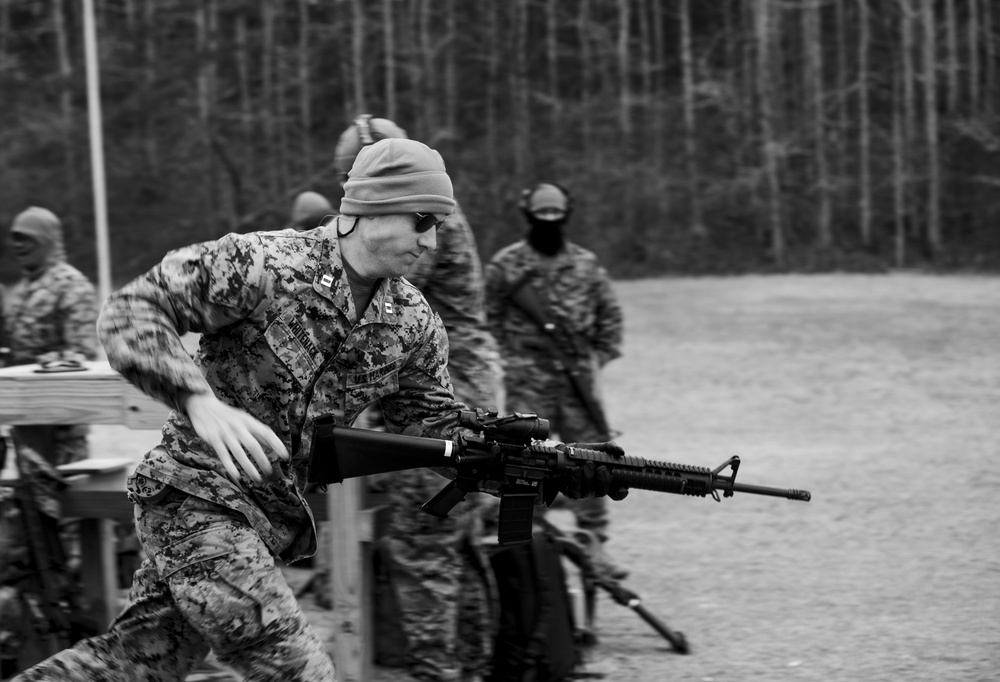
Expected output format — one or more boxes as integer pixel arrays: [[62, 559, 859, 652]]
[[183, 392, 289, 485]]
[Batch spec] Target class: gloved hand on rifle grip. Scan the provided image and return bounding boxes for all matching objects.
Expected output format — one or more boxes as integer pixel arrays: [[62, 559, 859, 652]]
[[557, 441, 629, 501]]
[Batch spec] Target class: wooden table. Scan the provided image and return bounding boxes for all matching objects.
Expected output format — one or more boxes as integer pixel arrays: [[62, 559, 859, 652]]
[[0, 361, 377, 681]]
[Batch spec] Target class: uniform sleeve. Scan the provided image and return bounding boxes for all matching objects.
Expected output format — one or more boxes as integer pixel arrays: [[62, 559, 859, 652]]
[[97, 233, 268, 411], [380, 310, 467, 441], [590, 265, 623, 366], [405, 209, 486, 330], [483, 257, 508, 344], [58, 276, 99, 361]]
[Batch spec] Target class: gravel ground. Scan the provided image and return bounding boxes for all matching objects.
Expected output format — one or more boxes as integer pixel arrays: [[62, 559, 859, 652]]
[[584, 273, 1000, 682], [81, 273, 999, 682]]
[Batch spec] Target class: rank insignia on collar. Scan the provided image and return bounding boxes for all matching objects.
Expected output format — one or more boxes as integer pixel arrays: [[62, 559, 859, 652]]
[[384, 301, 393, 314], [320, 273, 333, 287]]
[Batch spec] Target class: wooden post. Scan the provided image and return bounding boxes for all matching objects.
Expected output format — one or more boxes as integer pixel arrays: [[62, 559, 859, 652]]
[[327, 478, 370, 682]]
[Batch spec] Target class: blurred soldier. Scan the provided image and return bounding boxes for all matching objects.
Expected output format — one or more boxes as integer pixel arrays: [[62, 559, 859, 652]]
[[334, 114, 503, 682], [287, 191, 333, 232], [1, 207, 100, 672], [484, 183, 625, 575], [2, 207, 99, 472]]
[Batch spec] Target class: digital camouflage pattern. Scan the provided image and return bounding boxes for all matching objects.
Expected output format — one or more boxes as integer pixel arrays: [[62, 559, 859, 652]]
[[12, 488, 336, 682], [13, 223, 469, 680], [378, 203, 500, 681], [2, 232, 99, 473], [100, 224, 466, 562], [484, 240, 623, 535]]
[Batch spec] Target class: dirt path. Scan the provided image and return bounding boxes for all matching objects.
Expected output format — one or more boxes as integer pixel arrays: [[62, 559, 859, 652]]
[[86, 273, 1000, 682]]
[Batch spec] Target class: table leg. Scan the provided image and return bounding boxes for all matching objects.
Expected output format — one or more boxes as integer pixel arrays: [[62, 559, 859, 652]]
[[78, 518, 118, 630]]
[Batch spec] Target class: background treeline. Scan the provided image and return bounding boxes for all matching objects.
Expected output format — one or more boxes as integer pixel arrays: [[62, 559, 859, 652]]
[[2, 0, 1000, 286]]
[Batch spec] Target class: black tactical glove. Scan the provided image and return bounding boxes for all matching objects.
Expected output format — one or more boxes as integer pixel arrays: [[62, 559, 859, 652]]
[[557, 441, 629, 501]]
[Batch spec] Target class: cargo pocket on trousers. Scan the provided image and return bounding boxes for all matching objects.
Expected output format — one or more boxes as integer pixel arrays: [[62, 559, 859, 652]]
[[158, 525, 284, 654]]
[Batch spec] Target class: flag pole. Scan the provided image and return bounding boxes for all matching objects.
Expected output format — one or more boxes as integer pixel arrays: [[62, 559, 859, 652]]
[[82, 0, 112, 304]]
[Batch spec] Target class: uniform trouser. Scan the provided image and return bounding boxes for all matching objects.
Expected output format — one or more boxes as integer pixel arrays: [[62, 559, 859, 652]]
[[11, 490, 336, 682], [379, 468, 493, 682], [503, 361, 610, 536]]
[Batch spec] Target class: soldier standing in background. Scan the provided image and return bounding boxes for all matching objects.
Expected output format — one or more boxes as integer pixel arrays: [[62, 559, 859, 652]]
[[1, 207, 100, 673], [333, 115, 503, 682], [287, 191, 333, 232], [484, 183, 626, 575], [2, 207, 99, 469]]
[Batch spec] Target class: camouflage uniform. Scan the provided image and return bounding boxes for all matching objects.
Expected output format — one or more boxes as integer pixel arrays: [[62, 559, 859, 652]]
[[1, 212, 99, 674], [2, 215, 99, 477], [484, 240, 623, 537], [13, 223, 467, 681], [375, 204, 501, 681]]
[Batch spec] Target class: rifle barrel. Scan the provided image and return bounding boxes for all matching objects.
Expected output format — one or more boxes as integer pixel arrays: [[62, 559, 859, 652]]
[[727, 481, 812, 502]]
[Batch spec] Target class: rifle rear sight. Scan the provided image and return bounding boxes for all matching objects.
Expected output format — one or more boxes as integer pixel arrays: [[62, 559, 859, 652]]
[[459, 409, 550, 444]]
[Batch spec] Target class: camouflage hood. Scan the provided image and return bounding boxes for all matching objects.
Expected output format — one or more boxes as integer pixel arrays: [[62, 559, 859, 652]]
[[8, 206, 65, 279]]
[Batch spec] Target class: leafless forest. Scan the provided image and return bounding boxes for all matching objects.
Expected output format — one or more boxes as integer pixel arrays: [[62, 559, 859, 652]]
[[3, 0, 1000, 285]]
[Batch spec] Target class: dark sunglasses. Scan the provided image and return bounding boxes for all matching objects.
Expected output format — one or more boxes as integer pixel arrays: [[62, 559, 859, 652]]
[[413, 213, 445, 233]]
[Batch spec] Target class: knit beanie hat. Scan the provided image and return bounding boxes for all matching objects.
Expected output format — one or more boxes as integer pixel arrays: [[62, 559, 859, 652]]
[[340, 138, 456, 217], [526, 183, 569, 213], [334, 115, 409, 175], [290, 191, 332, 226]]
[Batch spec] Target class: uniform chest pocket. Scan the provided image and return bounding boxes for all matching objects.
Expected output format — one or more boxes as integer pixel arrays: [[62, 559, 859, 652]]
[[263, 314, 324, 388]]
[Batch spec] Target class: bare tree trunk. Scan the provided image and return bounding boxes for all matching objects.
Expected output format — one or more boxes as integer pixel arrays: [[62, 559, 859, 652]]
[[142, 0, 159, 175], [351, 0, 365, 113], [921, 0, 941, 254], [0, 0, 10, 62], [260, 0, 278, 197], [983, 0, 995, 115], [804, 0, 832, 249], [899, 0, 918, 241], [738, 0, 765, 244], [444, 0, 457, 145], [384, 0, 397, 120], [511, 0, 529, 179], [968, 0, 980, 113], [835, 0, 849, 187], [650, 0, 665, 175], [679, 0, 705, 237], [755, 0, 784, 266], [547, 0, 559, 146], [196, 0, 222, 231], [578, 0, 592, 159], [235, 11, 252, 166], [53, 0, 80, 230], [298, 0, 313, 178], [616, 0, 631, 140], [892, 64, 906, 267], [858, 0, 872, 247], [275, 46, 290, 195], [943, 0, 958, 112], [419, 0, 436, 133], [485, 0, 499, 174], [638, 0, 652, 144]]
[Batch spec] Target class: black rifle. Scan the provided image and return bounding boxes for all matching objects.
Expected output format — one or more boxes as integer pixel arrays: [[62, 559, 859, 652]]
[[506, 276, 613, 438], [308, 409, 811, 546]]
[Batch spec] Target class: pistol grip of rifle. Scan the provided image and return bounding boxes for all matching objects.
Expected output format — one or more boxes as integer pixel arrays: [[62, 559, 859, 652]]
[[497, 492, 539, 546], [422, 479, 473, 519]]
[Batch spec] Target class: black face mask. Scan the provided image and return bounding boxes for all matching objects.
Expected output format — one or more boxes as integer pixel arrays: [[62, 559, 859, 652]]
[[526, 215, 566, 256]]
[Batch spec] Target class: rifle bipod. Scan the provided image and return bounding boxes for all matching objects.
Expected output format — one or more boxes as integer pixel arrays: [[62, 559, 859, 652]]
[[541, 519, 690, 655]]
